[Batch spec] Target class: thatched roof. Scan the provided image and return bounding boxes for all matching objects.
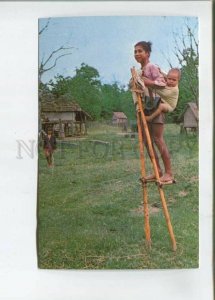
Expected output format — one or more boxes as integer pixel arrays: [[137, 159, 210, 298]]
[[178, 102, 199, 121], [41, 100, 82, 112], [41, 93, 92, 119], [112, 112, 128, 119]]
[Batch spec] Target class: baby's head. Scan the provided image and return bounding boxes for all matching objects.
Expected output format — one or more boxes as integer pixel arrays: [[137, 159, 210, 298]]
[[166, 68, 181, 87]]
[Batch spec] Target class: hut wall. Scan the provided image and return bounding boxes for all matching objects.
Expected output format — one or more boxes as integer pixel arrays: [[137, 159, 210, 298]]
[[184, 109, 198, 128], [45, 112, 76, 121], [120, 118, 127, 124], [118, 118, 127, 125], [112, 117, 117, 125], [112, 118, 128, 126]]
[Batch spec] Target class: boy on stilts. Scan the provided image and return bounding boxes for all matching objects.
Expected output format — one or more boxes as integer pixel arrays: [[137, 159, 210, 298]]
[[131, 41, 180, 183]]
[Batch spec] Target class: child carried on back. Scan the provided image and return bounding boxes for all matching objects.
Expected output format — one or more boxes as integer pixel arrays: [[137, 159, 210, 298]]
[[131, 67, 181, 121], [144, 68, 180, 121]]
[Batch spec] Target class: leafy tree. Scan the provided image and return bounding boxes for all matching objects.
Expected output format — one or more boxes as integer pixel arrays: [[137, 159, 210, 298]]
[[42, 63, 135, 122], [100, 83, 122, 118], [48, 64, 102, 120], [49, 75, 73, 98], [75, 63, 101, 87], [173, 26, 198, 105], [120, 89, 136, 120], [166, 20, 198, 123], [70, 64, 102, 119], [100, 82, 135, 122]]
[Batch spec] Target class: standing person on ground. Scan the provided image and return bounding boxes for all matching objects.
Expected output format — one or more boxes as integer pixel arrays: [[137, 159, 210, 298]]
[[43, 128, 57, 167]]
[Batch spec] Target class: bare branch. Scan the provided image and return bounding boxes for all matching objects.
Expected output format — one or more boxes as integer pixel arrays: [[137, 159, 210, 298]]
[[162, 18, 199, 108], [188, 24, 199, 56], [39, 18, 77, 81], [39, 18, 51, 35], [161, 49, 173, 68], [39, 52, 73, 77], [43, 46, 75, 67]]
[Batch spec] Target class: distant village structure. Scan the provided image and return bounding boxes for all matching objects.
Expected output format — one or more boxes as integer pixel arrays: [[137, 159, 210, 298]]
[[40, 96, 92, 138], [112, 112, 128, 128], [179, 102, 199, 133]]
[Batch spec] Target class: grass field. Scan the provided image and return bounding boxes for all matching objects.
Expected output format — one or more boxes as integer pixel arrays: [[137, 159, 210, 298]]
[[37, 123, 198, 269]]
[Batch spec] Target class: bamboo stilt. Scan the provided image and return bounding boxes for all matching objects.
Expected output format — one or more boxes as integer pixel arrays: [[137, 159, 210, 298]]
[[131, 67, 177, 252], [136, 112, 151, 247]]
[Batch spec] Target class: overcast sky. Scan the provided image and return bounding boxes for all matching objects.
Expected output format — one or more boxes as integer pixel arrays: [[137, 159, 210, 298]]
[[39, 16, 198, 86]]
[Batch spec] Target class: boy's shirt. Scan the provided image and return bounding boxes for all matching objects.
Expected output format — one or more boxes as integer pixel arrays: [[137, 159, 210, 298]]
[[43, 135, 57, 150], [141, 63, 166, 87]]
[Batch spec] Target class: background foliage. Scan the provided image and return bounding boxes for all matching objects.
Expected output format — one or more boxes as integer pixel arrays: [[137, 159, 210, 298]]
[[39, 22, 198, 124]]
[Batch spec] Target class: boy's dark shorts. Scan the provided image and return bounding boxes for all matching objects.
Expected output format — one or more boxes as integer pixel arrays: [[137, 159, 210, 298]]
[[149, 113, 165, 124]]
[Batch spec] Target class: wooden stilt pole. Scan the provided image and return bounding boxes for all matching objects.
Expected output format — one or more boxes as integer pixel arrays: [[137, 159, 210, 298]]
[[136, 112, 151, 247], [131, 67, 177, 251]]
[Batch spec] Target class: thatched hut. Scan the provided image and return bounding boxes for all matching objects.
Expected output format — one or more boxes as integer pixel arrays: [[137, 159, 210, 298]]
[[112, 112, 128, 127], [178, 102, 199, 133], [41, 96, 92, 137]]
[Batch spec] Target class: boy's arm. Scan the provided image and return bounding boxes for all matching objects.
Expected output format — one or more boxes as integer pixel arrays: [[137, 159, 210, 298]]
[[143, 77, 156, 87], [143, 64, 166, 88]]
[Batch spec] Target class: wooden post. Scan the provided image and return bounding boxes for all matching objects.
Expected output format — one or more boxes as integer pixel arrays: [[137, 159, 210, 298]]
[[131, 67, 177, 251]]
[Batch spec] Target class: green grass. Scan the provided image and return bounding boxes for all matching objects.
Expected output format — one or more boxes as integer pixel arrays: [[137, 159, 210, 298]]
[[37, 124, 198, 269]]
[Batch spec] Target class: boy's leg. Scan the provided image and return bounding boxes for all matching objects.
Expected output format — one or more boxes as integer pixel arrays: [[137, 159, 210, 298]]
[[44, 148, 53, 166], [48, 153, 52, 166], [145, 103, 170, 122], [141, 120, 163, 179], [151, 123, 173, 181], [44, 149, 49, 164], [48, 150, 54, 166]]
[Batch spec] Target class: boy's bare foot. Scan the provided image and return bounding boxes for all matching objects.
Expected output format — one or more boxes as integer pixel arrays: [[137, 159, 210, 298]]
[[145, 172, 163, 180], [160, 173, 174, 182]]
